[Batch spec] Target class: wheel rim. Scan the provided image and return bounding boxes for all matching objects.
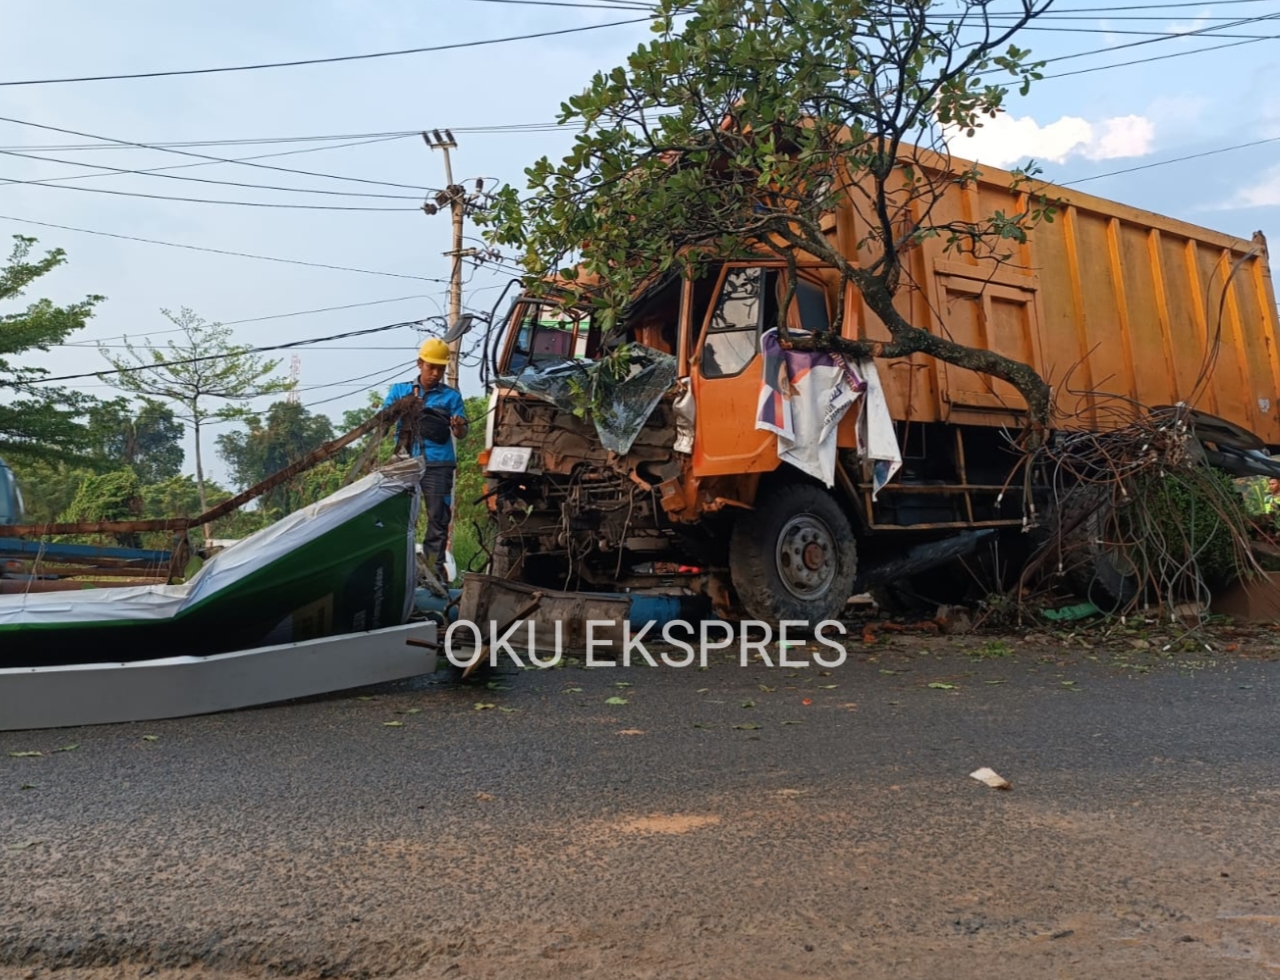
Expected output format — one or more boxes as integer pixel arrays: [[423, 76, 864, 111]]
[[774, 514, 838, 601]]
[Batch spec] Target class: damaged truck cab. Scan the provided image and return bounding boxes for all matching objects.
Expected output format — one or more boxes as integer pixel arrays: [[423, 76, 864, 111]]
[[479, 160, 1280, 624], [482, 259, 933, 623]]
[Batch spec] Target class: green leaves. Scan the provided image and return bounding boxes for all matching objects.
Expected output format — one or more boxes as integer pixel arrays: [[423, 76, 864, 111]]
[[474, 0, 1053, 428], [605, 696, 629, 705]]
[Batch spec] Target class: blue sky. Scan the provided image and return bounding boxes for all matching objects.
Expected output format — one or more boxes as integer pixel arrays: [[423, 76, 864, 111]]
[[1, 0, 1278, 485]]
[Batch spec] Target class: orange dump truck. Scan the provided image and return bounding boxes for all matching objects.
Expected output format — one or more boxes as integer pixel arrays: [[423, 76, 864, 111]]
[[478, 160, 1280, 622]]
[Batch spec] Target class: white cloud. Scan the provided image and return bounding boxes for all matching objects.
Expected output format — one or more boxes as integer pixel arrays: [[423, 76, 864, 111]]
[[1085, 115, 1157, 161], [944, 112, 1156, 168], [1219, 165, 1280, 209]]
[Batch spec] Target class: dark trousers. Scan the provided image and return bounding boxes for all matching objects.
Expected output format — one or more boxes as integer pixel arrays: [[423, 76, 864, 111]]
[[420, 464, 455, 573]]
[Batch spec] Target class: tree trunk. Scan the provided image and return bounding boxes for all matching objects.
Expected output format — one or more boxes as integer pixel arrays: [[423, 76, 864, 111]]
[[193, 418, 208, 516], [786, 271, 1053, 443]]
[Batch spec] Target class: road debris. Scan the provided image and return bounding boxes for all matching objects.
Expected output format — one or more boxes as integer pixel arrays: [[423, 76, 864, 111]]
[[969, 767, 1012, 790]]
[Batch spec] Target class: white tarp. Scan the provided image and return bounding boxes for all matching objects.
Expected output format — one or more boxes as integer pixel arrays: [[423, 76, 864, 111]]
[[0, 457, 424, 628]]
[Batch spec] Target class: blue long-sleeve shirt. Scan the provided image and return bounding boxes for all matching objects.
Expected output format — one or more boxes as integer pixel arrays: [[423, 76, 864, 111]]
[[383, 379, 466, 466]]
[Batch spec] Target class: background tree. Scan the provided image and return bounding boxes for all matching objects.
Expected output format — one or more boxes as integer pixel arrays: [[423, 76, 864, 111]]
[[100, 307, 292, 514], [483, 0, 1056, 429], [215, 400, 336, 518], [87, 397, 184, 484], [0, 235, 104, 460]]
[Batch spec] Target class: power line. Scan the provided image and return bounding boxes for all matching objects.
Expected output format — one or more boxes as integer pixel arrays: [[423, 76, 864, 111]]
[[0, 130, 420, 152], [0, 114, 436, 191], [0, 172, 421, 210], [291, 360, 415, 393], [0, 213, 447, 281], [0, 147, 428, 200], [1040, 32, 1274, 78], [31, 320, 427, 385], [305, 364, 413, 408], [1061, 134, 1280, 185], [0, 19, 653, 87], [64, 295, 438, 346], [1028, 9, 1280, 66], [23, 135, 419, 190]]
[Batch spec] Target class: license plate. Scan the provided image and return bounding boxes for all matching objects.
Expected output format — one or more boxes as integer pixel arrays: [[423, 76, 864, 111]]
[[488, 446, 532, 474]]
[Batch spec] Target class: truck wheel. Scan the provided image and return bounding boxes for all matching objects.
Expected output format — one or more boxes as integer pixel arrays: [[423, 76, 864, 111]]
[[729, 482, 857, 624]]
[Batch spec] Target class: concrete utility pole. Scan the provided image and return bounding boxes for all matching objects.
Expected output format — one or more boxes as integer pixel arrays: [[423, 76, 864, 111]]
[[423, 129, 466, 391]]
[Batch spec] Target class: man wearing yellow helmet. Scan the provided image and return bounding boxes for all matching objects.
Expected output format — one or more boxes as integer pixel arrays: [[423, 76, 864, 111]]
[[383, 337, 469, 581]]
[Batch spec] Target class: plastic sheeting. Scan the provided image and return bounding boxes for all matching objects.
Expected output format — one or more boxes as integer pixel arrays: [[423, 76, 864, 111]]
[[502, 345, 678, 455]]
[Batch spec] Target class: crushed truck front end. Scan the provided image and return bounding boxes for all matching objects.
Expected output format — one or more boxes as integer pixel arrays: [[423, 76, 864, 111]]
[[480, 284, 732, 593]]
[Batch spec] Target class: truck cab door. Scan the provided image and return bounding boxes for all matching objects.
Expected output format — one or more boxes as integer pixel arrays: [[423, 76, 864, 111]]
[[690, 265, 781, 476]]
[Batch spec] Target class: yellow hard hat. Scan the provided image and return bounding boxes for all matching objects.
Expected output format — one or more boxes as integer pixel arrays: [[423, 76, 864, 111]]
[[418, 337, 449, 365]]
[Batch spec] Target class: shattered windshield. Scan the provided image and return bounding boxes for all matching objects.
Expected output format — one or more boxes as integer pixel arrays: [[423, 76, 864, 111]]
[[499, 296, 678, 455], [505, 301, 596, 375]]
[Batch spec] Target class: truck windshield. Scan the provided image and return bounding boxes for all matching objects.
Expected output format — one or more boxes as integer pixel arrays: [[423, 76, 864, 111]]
[[506, 301, 595, 374]]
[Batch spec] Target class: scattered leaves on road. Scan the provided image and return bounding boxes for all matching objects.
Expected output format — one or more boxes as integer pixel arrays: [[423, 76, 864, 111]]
[[383, 721, 405, 728], [732, 723, 761, 731], [5, 840, 42, 852], [782, 721, 803, 726], [927, 683, 955, 690], [142, 735, 160, 742], [692, 723, 713, 729], [19, 784, 35, 791], [614, 682, 632, 688], [696, 688, 709, 694], [52, 744, 78, 753], [741, 700, 756, 709], [7, 752, 41, 758], [605, 696, 629, 705], [474, 703, 496, 711], [475, 792, 495, 802], [616, 729, 645, 736], [818, 684, 838, 689], [562, 687, 583, 694], [498, 707, 519, 713], [758, 684, 776, 693]]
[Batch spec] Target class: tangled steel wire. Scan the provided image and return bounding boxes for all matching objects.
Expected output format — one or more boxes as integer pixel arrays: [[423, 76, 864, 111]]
[[1016, 402, 1267, 620]]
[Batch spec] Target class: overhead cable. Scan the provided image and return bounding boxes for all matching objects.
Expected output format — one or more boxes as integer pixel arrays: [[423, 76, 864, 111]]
[[0, 214, 446, 281], [0, 19, 653, 87], [0, 114, 435, 190], [31, 320, 427, 385]]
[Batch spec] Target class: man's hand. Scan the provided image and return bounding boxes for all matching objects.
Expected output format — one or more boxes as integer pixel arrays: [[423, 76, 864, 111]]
[[450, 415, 468, 438]]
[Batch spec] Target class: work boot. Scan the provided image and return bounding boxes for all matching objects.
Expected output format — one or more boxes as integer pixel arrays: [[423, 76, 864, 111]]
[[419, 553, 449, 598]]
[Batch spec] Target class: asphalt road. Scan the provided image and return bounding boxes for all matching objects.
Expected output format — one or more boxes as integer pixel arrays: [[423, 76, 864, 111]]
[[4, 624, 1280, 979]]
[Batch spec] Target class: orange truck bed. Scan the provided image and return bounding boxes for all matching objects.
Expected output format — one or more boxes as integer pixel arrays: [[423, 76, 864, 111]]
[[830, 160, 1280, 445]]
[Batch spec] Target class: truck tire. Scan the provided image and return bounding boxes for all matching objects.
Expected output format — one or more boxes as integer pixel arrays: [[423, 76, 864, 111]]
[[729, 482, 858, 624]]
